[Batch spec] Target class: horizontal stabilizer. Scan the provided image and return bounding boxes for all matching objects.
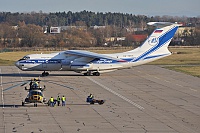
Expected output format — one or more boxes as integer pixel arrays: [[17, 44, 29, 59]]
[[147, 22, 182, 28]]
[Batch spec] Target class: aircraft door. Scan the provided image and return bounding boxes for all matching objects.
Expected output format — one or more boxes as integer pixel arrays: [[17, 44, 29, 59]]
[[42, 63, 47, 68], [61, 60, 71, 70]]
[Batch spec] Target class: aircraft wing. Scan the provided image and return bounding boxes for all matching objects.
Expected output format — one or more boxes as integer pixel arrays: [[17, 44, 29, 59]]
[[64, 50, 126, 62]]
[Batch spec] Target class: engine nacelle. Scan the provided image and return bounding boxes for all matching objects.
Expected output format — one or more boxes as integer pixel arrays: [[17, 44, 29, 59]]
[[70, 62, 93, 70]]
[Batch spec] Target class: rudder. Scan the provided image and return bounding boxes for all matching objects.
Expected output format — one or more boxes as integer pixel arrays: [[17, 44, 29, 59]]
[[131, 22, 179, 62]]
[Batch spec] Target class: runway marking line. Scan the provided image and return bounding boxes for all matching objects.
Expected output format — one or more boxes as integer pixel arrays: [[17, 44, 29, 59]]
[[18, 69, 24, 81], [87, 77, 144, 110], [0, 68, 6, 133], [176, 83, 183, 87], [144, 72, 198, 92], [189, 88, 197, 92], [164, 80, 170, 83], [154, 76, 160, 79], [0, 69, 4, 108]]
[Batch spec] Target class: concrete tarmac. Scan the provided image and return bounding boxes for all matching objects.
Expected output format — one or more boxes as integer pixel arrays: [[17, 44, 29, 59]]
[[0, 65, 200, 133]]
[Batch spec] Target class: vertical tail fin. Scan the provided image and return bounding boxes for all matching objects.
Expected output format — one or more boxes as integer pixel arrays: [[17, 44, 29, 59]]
[[130, 22, 180, 62]]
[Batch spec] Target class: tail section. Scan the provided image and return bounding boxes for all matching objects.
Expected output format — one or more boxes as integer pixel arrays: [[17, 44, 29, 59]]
[[129, 22, 180, 63]]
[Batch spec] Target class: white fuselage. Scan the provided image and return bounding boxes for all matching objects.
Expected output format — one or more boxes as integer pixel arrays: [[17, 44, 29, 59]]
[[15, 22, 179, 75], [15, 49, 169, 74]]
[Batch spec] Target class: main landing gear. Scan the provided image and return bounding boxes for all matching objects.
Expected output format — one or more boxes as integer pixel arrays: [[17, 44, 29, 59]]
[[84, 71, 100, 76], [42, 71, 49, 76], [93, 72, 100, 76]]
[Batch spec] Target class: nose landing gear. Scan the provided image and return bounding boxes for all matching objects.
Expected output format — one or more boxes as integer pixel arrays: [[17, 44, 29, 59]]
[[42, 71, 49, 76]]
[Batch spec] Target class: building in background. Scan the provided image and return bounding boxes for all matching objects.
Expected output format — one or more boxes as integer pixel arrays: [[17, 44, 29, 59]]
[[50, 27, 61, 34]]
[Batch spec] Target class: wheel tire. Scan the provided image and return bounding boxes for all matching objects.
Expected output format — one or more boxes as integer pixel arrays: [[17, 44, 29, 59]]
[[84, 71, 91, 76], [22, 102, 24, 106], [45, 72, 49, 76], [99, 100, 104, 105], [93, 72, 100, 76], [84, 73, 87, 76], [42, 72, 45, 76]]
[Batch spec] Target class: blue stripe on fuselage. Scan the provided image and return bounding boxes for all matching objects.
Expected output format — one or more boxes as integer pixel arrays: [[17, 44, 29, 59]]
[[19, 59, 62, 64]]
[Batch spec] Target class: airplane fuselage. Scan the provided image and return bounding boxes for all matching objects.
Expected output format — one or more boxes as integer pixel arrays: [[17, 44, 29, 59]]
[[15, 51, 156, 73], [15, 22, 180, 76]]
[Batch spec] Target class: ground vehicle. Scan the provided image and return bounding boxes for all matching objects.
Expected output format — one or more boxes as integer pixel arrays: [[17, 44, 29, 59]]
[[86, 96, 105, 105]]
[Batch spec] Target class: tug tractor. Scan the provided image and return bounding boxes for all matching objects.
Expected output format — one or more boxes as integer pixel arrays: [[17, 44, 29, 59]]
[[86, 96, 105, 105]]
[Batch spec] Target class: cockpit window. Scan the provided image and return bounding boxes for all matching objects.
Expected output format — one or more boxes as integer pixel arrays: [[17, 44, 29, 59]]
[[23, 56, 30, 60], [30, 91, 43, 97], [18, 56, 30, 61]]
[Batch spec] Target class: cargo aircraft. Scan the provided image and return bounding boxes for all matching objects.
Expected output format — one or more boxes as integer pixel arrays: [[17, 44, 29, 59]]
[[15, 22, 180, 76]]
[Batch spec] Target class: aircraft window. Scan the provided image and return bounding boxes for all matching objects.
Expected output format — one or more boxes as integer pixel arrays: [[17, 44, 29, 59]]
[[23, 56, 30, 60], [19, 56, 30, 61], [22, 56, 30, 60], [30, 91, 43, 96], [30, 91, 37, 95], [38, 92, 43, 97]]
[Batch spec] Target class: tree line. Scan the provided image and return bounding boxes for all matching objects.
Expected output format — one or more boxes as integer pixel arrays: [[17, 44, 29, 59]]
[[0, 11, 150, 27], [0, 11, 200, 48]]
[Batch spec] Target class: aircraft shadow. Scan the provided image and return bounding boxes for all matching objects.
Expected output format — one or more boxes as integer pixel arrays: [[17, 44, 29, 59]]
[[0, 73, 40, 77], [0, 103, 97, 108], [65, 104, 90, 106], [48, 73, 84, 77], [0, 104, 21, 108], [0, 104, 48, 108], [0, 73, 84, 77]]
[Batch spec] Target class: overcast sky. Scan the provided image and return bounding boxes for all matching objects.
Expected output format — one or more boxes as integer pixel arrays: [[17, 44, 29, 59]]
[[0, 0, 199, 17]]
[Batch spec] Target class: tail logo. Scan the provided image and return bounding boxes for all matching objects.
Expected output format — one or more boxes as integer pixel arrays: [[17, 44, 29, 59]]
[[148, 36, 159, 46]]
